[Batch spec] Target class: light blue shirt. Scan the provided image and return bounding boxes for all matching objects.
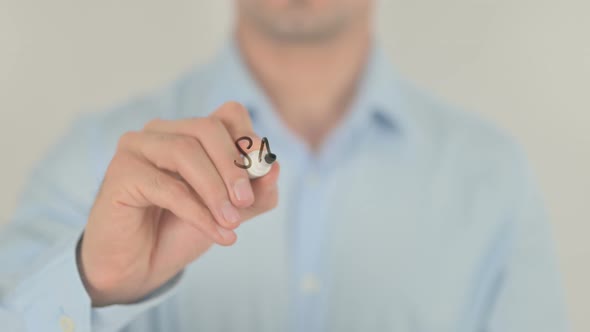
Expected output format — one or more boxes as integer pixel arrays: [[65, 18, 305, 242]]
[[0, 40, 568, 332]]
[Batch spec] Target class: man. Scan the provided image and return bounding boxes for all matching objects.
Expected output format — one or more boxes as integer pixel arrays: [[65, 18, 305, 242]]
[[0, 0, 568, 331]]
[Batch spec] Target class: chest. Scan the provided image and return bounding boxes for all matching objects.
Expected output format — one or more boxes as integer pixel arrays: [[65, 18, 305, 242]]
[[175, 149, 508, 331]]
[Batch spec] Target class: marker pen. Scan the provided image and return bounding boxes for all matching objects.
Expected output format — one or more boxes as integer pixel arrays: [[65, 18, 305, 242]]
[[245, 150, 277, 179]]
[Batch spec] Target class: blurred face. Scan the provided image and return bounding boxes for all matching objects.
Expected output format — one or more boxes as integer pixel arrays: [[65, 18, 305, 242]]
[[236, 0, 372, 43]]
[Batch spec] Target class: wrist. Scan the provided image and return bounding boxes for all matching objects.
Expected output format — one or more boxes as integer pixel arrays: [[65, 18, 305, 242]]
[[75, 234, 117, 307]]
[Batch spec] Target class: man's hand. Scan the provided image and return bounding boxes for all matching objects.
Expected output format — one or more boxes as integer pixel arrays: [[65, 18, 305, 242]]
[[78, 102, 280, 306]]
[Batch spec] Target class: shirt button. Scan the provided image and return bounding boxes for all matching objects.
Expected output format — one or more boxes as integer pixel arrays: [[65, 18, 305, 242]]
[[300, 274, 321, 294], [59, 315, 75, 332]]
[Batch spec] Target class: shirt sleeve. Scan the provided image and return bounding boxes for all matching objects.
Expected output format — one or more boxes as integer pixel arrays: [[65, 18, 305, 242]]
[[0, 114, 182, 331], [486, 150, 569, 331]]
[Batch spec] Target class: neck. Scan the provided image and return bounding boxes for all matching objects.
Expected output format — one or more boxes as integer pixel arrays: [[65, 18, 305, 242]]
[[235, 16, 372, 150]]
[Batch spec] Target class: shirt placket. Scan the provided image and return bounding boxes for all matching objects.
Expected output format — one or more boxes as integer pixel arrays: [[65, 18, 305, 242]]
[[290, 154, 329, 332]]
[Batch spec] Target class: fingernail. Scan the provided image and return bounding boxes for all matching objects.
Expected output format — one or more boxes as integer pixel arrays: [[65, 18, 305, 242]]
[[216, 225, 234, 240], [233, 178, 254, 203], [221, 201, 240, 224]]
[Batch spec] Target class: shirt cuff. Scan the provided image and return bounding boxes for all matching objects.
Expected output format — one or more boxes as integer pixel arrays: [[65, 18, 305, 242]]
[[1, 234, 184, 332], [91, 270, 183, 331], [2, 235, 92, 331]]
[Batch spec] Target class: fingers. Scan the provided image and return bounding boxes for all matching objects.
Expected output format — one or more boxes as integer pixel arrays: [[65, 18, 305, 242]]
[[241, 161, 280, 222], [145, 102, 259, 143], [118, 131, 243, 231], [124, 101, 279, 233], [210, 102, 259, 142], [110, 154, 236, 246], [210, 103, 267, 165], [143, 115, 255, 209]]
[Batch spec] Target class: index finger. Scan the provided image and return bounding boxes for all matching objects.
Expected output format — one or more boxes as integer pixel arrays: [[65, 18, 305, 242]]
[[210, 101, 260, 144]]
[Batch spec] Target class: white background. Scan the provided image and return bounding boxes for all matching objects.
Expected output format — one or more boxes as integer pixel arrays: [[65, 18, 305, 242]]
[[1, 1, 588, 330]]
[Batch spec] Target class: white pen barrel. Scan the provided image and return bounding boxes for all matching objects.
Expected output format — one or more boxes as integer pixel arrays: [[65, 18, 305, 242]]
[[245, 150, 274, 179]]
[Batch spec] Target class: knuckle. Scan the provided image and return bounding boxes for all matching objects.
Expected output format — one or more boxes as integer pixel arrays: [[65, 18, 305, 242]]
[[117, 131, 139, 150], [107, 151, 141, 179], [151, 171, 167, 191], [173, 136, 200, 156], [231, 102, 249, 117], [168, 181, 190, 199], [210, 116, 225, 130], [218, 101, 248, 117], [154, 173, 187, 197], [143, 117, 164, 130], [201, 116, 224, 132], [222, 100, 244, 110]]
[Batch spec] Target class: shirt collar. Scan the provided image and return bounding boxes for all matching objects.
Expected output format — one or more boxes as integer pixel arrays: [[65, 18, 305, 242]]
[[354, 45, 408, 133], [206, 37, 411, 137]]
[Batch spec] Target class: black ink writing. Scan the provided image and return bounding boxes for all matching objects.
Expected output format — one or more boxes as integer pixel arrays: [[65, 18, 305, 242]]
[[234, 136, 253, 169], [233, 136, 275, 169]]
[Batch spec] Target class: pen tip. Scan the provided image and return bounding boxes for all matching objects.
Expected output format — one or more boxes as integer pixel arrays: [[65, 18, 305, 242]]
[[265, 153, 277, 164]]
